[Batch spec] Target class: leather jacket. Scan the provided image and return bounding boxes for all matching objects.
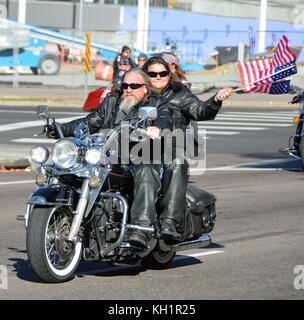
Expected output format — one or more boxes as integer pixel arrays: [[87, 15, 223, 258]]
[[60, 92, 172, 137], [162, 81, 222, 131]]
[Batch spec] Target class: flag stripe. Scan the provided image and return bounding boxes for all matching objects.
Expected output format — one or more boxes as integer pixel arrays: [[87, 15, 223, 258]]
[[237, 36, 296, 91], [282, 35, 296, 62]]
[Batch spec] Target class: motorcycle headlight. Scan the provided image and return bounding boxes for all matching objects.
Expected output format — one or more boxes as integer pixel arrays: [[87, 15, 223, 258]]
[[52, 140, 78, 169], [31, 146, 49, 164], [85, 148, 100, 165]]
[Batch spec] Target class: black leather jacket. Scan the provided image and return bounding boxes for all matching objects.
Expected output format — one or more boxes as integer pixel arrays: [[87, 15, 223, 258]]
[[162, 81, 222, 131], [60, 92, 172, 137]]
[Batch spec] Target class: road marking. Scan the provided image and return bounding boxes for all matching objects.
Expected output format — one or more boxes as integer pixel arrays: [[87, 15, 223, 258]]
[[220, 111, 296, 117], [175, 250, 225, 260], [199, 126, 265, 130], [220, 112, 295, 120], [198, 130, 239, 135], [12, 138, 56, 144], [214, 117, 292, 123], [201, 121, 290, 127], [0, 117, 78, 132], [0, 110, 84, 115], [0, 180, 34, 186]]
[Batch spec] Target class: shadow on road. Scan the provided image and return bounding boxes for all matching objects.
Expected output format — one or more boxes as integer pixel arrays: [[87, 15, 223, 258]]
[[8, 247, 41, 283], [7, 244, 224, 283], [236, 153, 302, 172]]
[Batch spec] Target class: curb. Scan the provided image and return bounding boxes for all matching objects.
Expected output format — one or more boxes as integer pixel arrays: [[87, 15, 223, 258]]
[[0, 157, 30, 169], [0, 98, 83, 108]]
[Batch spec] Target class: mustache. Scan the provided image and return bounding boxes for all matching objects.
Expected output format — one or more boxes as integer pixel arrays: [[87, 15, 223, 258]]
[[123, 93, 137, 98]]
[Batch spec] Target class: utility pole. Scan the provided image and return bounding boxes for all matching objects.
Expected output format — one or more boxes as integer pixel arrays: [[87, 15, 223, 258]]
[[18, 0, 26, 24], [79, 0, 84, 37], [136, 0, 149, 52], [6, 0, 9, 18], [258, 0, 268, 53]]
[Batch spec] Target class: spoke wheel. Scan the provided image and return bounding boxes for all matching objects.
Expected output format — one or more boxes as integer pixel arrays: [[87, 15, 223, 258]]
[[27, 206, 82, 283]]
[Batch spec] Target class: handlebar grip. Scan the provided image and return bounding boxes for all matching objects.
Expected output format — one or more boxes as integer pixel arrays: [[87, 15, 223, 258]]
[[53, 122, 65, 139]]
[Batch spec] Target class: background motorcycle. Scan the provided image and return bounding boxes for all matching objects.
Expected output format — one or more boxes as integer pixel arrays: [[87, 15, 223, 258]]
[[282, 91, 304, 168], [18, 105, 217, 283]]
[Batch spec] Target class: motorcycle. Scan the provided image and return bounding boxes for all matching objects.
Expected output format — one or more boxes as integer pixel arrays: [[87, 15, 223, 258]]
[[17, 105, 217, 283], [282, 91, 304, 168]]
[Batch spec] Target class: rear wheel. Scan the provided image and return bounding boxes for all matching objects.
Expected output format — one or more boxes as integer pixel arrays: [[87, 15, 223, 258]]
[[141, 243, 175, 269], [26, 206, 82, 283]]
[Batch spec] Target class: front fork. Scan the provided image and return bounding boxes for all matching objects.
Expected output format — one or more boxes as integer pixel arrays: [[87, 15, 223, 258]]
[[68, 179, 90, 242]]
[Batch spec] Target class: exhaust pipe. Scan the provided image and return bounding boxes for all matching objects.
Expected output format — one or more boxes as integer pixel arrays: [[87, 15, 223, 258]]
[[173, 235, 211, 251]]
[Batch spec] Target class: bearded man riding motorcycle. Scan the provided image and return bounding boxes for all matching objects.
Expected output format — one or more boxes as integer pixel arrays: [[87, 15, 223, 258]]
[[48, 68, 172, 249]]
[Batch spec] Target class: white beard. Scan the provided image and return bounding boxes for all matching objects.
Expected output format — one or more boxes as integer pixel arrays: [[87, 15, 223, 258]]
[[119, 95, 138, 112]]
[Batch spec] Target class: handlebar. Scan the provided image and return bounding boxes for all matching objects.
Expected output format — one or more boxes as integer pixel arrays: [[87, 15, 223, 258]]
[[53, 122, 65, 139]]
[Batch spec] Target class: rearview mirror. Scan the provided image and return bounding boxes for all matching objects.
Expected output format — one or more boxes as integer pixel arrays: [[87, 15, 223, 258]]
[[36, 105, 50, 122]]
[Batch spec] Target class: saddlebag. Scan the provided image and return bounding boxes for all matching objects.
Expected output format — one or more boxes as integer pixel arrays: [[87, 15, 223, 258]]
[[183, 185, 217, 238]]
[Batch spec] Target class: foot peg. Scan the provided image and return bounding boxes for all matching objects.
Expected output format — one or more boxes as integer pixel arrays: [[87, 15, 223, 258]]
[[16, 215, 25, 221]]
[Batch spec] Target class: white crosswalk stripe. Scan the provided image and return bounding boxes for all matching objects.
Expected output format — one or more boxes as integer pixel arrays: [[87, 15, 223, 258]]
[[214, 117, 292, 123], [196, 111, 294, 137], [202, 121, 290, 127], [199, 125, 265, 131], [12, 138, 56, 144], [216, 115, 293, 121]]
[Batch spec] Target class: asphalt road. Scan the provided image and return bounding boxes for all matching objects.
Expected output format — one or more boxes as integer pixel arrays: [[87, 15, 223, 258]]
[[0, 106, 303, 300]]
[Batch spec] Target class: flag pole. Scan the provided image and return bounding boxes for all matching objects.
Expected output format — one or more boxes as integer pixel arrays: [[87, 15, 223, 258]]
[[233, 63, 297, 93]]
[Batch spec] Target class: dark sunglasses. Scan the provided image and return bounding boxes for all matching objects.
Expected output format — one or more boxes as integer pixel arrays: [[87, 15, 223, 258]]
[[147, 71, 169, 78], [118, 61, 130, 65], [121, 83, 145, 90]]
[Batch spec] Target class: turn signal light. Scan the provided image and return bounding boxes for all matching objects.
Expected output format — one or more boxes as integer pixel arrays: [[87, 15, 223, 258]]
[[35, 173, 47, 186], [89, 176, 100, 188], [293, 116, 300, 124]]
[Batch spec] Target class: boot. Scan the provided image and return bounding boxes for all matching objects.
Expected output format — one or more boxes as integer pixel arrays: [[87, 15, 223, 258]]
[[160, 160, 189, 239]]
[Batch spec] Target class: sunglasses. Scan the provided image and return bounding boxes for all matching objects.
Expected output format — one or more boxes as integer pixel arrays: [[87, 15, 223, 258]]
[[121, 83, 145, 90], [147, 71, 169, 78]]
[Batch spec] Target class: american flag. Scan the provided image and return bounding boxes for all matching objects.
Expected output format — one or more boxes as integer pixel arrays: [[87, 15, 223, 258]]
[[272, 35, 297, 67], [259, 61, 297, 84], [237, 58, 272, 92], [253, 80, 291, 94], [237, 35, 297, 92]]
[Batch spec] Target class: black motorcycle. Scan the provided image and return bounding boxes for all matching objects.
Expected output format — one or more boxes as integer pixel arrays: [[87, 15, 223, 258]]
[[282, 91, 304, 168], [17, 105, 217, 283]]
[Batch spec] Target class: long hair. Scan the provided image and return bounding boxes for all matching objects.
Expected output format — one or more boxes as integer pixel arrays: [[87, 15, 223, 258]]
[[141, 56, 180, 88], [121, 68, 157, 103]]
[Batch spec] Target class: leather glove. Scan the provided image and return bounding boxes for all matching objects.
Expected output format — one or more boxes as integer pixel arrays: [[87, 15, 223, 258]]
[[46, 123, 57, 139]]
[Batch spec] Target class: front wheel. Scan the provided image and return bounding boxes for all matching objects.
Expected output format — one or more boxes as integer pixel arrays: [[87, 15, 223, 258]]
[[26, 206, 82, 283]]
